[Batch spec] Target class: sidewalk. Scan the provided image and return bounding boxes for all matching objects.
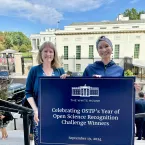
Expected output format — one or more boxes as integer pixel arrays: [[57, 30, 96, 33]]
[[9, 73, 27, 78], [0, 130, 34, 145], [0, 130, 145, 145], [0, 114, 34, 145]]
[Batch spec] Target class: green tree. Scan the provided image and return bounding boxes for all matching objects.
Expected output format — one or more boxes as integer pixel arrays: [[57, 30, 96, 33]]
[[19, 44, 29, 52], [0, 43, 5, 51], [0, 31, 31, 52], [0, 34, 5, 51], [4, 35, 13, 49], [12, 45, 19, 51], [13, 32, 31, 52], [13, 33, 23, 46], [0, 35, 4, 43], [123, 8, 145, 20]]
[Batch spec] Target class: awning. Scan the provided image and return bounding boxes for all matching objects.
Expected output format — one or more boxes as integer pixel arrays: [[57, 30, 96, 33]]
[[132, 60, 145, 68], [0, 49, 17, 54]]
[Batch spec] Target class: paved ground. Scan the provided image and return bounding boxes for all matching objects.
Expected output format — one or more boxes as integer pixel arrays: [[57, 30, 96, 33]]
[[0, 130, 34, 145], [9, 73, 27, 79], [0, 130, 145, 145], [11, 78, 26, 85], [0, 114, 144, 145], [0, 113, 34, 145]]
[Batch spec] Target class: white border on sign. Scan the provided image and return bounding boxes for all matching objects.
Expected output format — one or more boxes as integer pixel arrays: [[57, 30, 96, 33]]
[[39, 77, 134, 145]]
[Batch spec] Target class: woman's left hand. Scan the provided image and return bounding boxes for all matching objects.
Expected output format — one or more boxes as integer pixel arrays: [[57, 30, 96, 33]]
[[134, 83, 141, 92], [60, 74, 70, 79], [0, 115, 5, 119]]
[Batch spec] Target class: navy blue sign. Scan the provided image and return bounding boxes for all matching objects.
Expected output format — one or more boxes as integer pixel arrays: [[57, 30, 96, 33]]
[[39, 77, 135, 145]]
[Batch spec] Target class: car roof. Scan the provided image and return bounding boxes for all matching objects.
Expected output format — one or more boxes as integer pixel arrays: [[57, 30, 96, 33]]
[[8, 83, 25, 90]]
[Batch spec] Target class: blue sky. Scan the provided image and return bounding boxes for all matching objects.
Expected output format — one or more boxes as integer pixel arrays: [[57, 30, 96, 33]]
[[0, 0, 144, 37]]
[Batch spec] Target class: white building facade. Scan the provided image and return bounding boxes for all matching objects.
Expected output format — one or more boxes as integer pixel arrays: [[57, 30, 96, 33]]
[[30, 14, 145, 73], [30, 29, 56, 52]]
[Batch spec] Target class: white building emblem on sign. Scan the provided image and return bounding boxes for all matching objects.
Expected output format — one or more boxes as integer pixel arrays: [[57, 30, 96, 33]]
[[72, 84, 99, 97]]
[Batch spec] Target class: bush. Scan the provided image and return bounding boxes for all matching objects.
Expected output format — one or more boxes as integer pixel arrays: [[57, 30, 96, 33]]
[[0, 89, 8, 100], [124, 69, 134, 76], [0, 78, 11, 100], [22, 52, 32, 57]]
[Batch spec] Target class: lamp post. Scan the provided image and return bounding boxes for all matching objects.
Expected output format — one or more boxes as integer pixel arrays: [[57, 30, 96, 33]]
[[6, 53, 10, 74], [57, 21, 60, 30], [60, 55, 64, 66], [93, 55, 94, 63], [112, 52, 114, 61]]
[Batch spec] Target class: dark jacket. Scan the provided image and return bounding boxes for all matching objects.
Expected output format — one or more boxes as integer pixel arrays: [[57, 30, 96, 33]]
[[0, 111, 13, 123], [25, 64, 65, 107], [135, 99, 145, 121], [83, 60, 124, 77]]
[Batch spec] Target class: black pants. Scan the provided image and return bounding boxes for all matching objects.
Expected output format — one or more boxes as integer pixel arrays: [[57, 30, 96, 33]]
[[142, 121, 145, 138], [29, 115, 33, 134], [136, 119, 144, 140]]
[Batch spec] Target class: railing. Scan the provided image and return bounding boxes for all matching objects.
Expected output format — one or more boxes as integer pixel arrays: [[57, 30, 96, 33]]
[[135, 113, 145, 118], [0, 99, 33, 145]]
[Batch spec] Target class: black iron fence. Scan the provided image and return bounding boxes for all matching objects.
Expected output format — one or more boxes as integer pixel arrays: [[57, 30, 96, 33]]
[[135, 113, 145, 118], [21, 56, 33, 75], [0, 57, 15, 74], [0, 99, 33, 145]]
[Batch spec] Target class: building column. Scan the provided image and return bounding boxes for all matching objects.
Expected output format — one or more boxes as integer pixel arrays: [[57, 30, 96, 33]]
[[31, 39, 37, 51], [32, 52, 38, 66], [73, 55, 76, 72], [14, 53, 22, 75]]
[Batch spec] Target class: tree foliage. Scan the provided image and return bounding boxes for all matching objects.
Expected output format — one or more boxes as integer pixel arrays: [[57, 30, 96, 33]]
[[0, 31, 32, 52], [124, 69, 134, 76], [0, 78, 11, 100], [123, 8, 145, 20], [0, 33, 5, 51]]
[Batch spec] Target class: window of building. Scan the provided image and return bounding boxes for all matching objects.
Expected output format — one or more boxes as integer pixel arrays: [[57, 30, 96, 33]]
[[64, 46, 68, 59], [136, 36, 141, 39], [37, 39, 40, 49], [43, 37, 45, 41], [63, 38, 68, 41], [76, 64, 81, 72], [88, 28, 94, 30], [134, 44, 140, 59], [114, 45, 120, 59], [75, 28, 82, 30], [113, 27, 119, 29], [88, 37, 94, 40], [132, 26, 139, 28], [114, 36, 121, 40], [64, 64, 69, 72], [100, 27, 107, 29], [75, 38, 82, 41], [76, 46, 81, 59], [89, 45, 94, 59]]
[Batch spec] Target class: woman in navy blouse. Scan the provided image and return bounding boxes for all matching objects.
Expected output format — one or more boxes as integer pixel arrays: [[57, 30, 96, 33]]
[[25, 41, 68, 145]]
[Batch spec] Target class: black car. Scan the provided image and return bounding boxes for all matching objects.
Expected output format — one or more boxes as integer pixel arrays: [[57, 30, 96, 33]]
[[67, 71, 82, 77], [7, 83, 26, 104]]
